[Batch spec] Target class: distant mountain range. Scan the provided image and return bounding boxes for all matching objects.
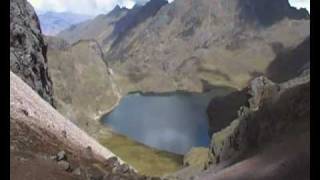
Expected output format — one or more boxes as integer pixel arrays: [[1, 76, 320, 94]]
[[38, 11, 93, 35]]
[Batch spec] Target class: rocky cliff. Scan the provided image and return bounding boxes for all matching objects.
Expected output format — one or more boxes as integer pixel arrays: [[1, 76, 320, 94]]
[[10, 0, 54, 105], [198, 68, 309, 180]]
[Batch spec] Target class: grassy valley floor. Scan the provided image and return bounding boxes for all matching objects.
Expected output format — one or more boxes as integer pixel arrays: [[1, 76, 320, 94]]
[[98, 131, 183, 177]]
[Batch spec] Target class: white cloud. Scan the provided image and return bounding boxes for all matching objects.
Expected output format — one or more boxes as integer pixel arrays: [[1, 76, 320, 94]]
[[289, 0, 310, 12], [28, 0, 310, 16], [27, 0, 152, 15]]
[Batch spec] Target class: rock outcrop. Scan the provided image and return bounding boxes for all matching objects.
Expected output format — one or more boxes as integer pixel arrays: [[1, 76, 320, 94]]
[[207, 89, 249, 136], [201, 69, 309, 179], [10, 0, 54, 105]]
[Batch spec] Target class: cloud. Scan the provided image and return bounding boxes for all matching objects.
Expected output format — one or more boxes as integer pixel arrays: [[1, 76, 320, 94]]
[[289, 0, 310, 12], [27, 0, 171, 15], [28, 0, 309, 16]]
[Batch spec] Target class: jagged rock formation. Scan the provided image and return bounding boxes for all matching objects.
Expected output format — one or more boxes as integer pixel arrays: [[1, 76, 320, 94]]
[[10, 71, 148, 180], [46, 40, 119, 135], [199, 69, 309, 179], [10, 0, 54, 105], [110, 0, 168, 47]]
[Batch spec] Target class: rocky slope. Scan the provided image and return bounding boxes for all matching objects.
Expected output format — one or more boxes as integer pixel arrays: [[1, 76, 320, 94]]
[[10, 71, 150, 180], [198, 69, 310, 179], [38, 11, 93, 36], [10, 0, 54, 105], [44, 35, 70, 50], [47, 39, 119, 135]]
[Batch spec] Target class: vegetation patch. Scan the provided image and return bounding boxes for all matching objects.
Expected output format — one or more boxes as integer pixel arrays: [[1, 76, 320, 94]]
[[99, 132, 183, 177]]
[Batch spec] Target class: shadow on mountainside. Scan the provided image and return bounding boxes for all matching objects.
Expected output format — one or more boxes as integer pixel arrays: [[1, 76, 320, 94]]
[[239, 0, 309, 26], [266, 36, 310, 83], [206, 89, 249, 137]]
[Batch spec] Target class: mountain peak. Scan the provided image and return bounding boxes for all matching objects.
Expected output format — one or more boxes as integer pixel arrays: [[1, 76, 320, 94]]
[[238, 0, 309, 26], [108, 5, 129, 17]]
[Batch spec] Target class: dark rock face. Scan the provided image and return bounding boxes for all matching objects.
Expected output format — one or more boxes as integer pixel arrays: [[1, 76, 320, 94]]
[[239, 0, 310, 26], [208, 73, 309, 167], [207, 89, 249, 137], [108, 5, 129, 18], [10, 0, 54, 105], [267, 36, 310, 83], [111, 0, 168, 46]]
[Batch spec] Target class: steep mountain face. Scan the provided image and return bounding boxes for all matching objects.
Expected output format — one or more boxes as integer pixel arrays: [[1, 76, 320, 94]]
[[110, 0, 168, 47], [266, 36, 310, 83], [38, 11, 93, 36], [46, 40, 119, 134], [10, 0, 54, 105]]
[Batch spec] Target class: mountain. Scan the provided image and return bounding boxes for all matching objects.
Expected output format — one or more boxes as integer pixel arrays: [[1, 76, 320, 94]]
[[58, 0, 309, 96], [57, 5, 129, 45], [38, 11, 93, 35], [46, 39, 119, 134], [10, 0, 54, 105], [10, 0, 310, 179]]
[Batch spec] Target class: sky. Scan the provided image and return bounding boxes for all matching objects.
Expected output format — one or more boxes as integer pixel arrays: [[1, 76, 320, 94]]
[[28, 0, 310, 16]]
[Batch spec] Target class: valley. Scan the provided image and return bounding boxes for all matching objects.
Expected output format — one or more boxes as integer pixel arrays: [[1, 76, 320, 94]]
[[10, 0, 310, 179]]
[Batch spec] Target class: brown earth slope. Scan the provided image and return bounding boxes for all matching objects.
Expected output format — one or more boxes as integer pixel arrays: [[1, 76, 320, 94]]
[[47, 39, 120, 135], [10, 71, 150, 180]]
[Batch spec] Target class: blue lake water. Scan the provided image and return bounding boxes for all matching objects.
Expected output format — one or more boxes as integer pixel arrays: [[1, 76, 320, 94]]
[[102, 91, 226, 154]]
